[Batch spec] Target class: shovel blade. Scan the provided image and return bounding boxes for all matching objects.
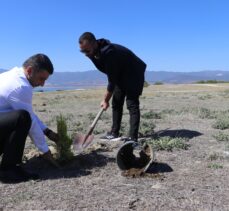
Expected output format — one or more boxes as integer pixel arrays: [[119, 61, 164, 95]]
[[73, 133, 94, 153]]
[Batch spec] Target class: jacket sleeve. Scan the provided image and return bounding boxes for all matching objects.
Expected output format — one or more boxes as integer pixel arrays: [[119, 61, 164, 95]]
[[107, 75, 115, 93], [6, 86, 49, 153], [105, 51, 121, 92]]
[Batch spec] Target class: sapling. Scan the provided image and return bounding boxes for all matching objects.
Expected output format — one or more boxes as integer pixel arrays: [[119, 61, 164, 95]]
[[56, 114, 74, 163]]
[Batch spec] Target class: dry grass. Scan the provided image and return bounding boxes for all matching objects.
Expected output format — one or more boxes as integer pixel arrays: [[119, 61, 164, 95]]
[[1, 84, 229, 210]]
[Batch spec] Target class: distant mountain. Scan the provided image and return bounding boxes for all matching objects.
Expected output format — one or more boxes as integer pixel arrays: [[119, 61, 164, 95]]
[[46, 70, 107, 87], [1, 68, 229, 85], [0, 68, 6, 73], [145, 70, 229, 83], [48, 70, 229, 86]]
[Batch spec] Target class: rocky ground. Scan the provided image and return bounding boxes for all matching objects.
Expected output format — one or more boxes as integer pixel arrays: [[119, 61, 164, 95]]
[[1, 84, 229, 210]]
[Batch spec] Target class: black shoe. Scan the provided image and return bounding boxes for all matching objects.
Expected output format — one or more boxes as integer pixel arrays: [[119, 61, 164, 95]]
[[100, 132, 121, 141], [0, 166, 40, 183]]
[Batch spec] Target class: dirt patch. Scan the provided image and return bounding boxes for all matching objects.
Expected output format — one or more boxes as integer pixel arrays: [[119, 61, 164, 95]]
[[121, 166, 165, 180]]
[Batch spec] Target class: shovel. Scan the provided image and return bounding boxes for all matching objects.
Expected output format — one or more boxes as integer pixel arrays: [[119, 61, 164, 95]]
[[73, 108, 104, 153]]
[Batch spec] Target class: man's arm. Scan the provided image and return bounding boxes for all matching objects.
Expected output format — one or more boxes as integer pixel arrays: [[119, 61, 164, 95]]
[[7, 86, 49, 153], [100, 90, 113, 110], [104, 51, 122, 93], [100, 51, 123, 110]]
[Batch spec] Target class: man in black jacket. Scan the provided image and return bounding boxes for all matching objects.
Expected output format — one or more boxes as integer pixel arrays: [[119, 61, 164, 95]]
[[79, 32, 146, 142]]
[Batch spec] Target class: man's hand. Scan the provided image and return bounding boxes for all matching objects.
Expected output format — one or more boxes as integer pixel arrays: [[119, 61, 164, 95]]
[[42, 150, 61, 169], [100, 100, 109, 110], [100, 90, 112, 110], [44, 128, 59, 143]]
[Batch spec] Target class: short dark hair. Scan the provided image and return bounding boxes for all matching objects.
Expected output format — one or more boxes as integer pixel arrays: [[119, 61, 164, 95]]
[[79, 32, 96, 44], [23, 53, 54, 74]]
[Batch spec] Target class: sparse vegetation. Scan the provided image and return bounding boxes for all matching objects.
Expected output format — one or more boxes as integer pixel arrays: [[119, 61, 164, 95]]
[[198, 107, 216, 119], [5, 84, 229, 210], [180, 107, 195, 115], [207, 163, 223, 169], [142, 110, 162, 119], [119, 121, 128, 135], [93, 128, 106, 135], [225, 144, 229, 151], [138, 121, 156, 137], [87, 112, 96, 121], [144, 81, 150, 87], [212, 116, 229, 130], [100, 112, 110, 120], [160, 109, 176, 115], [213, 132, 229, 142], [208, 153, 220, 161], [71, 120, 88, 134], [147, 136, 189, 151], [198, 94, 212, 100], [73, 121, 84, 131], [154, 81, 163, 85], [56, 114, 74, 163], [221, 89, 229, 97], [195, 80, 228, 84]]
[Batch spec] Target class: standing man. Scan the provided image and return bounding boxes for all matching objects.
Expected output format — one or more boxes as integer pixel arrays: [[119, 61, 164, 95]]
[[79, 32, 146, 142], [0, 54, 58, 183]]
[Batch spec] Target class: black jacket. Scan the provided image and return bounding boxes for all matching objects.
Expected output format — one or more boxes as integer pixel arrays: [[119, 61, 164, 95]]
[[89, 39, 147, 96]]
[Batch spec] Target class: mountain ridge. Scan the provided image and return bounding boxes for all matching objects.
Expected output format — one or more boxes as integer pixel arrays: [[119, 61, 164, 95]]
[[1, 69, 229, 85]]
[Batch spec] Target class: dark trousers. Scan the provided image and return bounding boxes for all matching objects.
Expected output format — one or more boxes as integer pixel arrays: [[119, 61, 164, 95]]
[[0, 110, 31, 169], [111, 87, 140, 140]]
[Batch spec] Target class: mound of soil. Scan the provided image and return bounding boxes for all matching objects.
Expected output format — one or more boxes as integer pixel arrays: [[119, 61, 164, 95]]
[[121, 166, 165, 179]]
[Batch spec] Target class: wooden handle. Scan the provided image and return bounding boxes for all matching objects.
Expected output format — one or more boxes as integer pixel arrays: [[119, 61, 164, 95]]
[[86, 108, 104, 136], [82, 108, 104, 146], [90, 108, 104, 129]]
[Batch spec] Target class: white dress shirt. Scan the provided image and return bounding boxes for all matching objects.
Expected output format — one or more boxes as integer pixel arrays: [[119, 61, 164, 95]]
[[0, 67, 49, 153]]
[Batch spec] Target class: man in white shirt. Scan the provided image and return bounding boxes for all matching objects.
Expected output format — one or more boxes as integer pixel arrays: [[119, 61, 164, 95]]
[[0, 54, 58, 183]]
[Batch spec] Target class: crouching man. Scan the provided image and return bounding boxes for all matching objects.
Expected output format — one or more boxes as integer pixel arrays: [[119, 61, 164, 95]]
[[0, 54, 59, 183]]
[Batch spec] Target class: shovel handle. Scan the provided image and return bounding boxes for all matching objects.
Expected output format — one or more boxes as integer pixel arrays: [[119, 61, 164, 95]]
[[85, 108, 104, 137], [82, 108, 104, 146], [90, 108, 104, 129]]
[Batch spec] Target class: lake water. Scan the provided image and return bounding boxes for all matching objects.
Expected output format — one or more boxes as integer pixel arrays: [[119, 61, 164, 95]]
[[34, 86, 86, 92], [33, 85, 102, 92]]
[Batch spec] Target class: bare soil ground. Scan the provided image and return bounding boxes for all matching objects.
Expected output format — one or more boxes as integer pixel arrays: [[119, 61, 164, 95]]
[[1, 84, 229, 210]]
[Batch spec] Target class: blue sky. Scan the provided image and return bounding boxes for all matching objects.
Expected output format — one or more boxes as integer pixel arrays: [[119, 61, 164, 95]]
[[0, 0, 228, 72]]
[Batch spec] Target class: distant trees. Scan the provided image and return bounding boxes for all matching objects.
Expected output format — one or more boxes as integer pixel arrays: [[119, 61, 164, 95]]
[[144, 81, 150, 87], [154, 81, 163, 85], [144, 81, 164, 86], [195, 80, 229, 84]]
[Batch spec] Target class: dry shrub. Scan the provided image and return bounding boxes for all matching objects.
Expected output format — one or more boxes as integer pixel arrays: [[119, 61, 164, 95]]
[[213, 116, 229, 130], [147, 136, 189, 151], [138, 121, 156, 137], [213, 131, 229, 142]]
